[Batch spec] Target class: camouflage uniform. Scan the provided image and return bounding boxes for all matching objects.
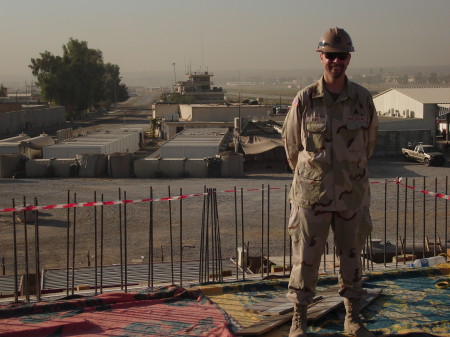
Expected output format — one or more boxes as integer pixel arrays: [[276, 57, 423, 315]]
[[282, 76, 378, 305]]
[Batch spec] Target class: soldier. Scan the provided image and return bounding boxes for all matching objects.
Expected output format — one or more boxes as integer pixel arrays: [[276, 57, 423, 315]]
[[282, 28, 378, 337]]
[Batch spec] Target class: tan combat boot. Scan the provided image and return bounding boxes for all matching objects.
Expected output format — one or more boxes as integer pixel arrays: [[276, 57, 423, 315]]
[[344, 298, 375, 337], [289, 304, 307, 337]]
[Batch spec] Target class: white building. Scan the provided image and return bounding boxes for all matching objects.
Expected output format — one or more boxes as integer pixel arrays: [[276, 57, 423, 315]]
[[158, 127, 230, 159], [374, 87, 450, 137]]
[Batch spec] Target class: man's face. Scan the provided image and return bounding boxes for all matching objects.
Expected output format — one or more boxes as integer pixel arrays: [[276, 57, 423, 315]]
[[320, 52, 351, 79]]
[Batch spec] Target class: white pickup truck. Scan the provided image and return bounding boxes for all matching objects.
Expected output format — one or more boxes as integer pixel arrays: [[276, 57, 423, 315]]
[[401, 143, 446, 166]]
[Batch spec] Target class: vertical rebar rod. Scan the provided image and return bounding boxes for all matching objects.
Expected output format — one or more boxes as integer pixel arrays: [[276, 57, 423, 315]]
[[34, 197, 41, 301], [214, 188, 218, 281], [23, 196, 30, 302], [179, 188, 183, 286], [66, 191, 70, 296], [395, 180, 399, 269], [241, 187, 245, 280], [234, 186, 238, 280], [412, 179, 416, 259], [283, 185, 287, 276], [423, 177, 426, 258], [213, 188, 223, 281], [210, 189, 216, 281], [124, 191, 128, 293], [214, 191, 223, 282], [205, 189, 210, 282], [211, 189, 216, 281], [261, 184, 264, 278], [434, 177, 437, 256], [403, 178, 408, 263], [118, 188, 123, 290], [384, 179, 387, 267], [71, 193, 76, 295], [148, 187, 154, 289], [333, 245, 336, 274], [168, 186, 174, 284], [100, 194, 104, 294], [94, 192, 98, 295], [267, 185, 270, 277], [12, 199, 18, 302], [233, 186, 239, 280], [446, 176, 448, 258], [199, 186, 206, 282]]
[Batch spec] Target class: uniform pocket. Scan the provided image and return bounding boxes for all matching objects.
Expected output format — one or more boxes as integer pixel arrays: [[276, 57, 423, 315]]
[[306, 121, 327, 151], [306, 121, 326, 133], [296, 168, 325, 203]]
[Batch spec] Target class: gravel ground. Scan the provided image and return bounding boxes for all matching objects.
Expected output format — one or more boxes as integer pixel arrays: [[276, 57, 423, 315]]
[[1, 155, 449, 273]]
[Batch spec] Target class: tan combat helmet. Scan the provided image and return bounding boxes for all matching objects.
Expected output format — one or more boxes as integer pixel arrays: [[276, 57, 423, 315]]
[[316, 27, 355, 53]]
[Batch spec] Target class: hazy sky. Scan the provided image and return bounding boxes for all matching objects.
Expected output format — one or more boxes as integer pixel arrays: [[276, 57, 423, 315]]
[[1, 0, 450, 82]]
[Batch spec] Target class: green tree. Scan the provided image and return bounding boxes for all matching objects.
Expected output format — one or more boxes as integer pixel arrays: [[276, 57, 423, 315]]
[[428, 72, 439, 84], [0, 84, 7, 97], [30, 38, 128, 119], [102, 63, 129, 107], [414, 72, 425, 84], [399, 74, 409, 85]]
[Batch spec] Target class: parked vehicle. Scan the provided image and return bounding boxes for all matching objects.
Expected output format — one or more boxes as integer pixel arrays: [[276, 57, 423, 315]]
[[401, 143, 446, 166]]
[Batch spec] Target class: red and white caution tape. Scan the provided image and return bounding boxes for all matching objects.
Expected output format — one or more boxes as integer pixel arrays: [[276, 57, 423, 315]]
[[0, 187, 281, 213], [395, 177, 450, 201], [1, 177, 449, 214]]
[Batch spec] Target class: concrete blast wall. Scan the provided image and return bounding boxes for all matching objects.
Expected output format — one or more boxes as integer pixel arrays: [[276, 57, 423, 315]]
[[134, 158, 210, 178], [108, 153, 133, 178], [374, 129, 432, 157], [134, 156, 242, 178], [221, 153, 244, 177], [77, 154, 108, 178], [0, 107, 65, 136], [0, 154, 26, 178], [25, 159, 52, 178]]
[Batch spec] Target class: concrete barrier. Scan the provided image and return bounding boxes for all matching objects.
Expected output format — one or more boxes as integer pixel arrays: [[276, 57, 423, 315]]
[[221, 153, 243, 177], [185, 159, 208, 178], [49, 158, 75, 178], [77, 154, 107, 177], [159, 158, 186, 178], [134, 158, 160, 178], [26, 159, 51, 177], [0, 154, 26, 178], [108, 153, 132, 178]]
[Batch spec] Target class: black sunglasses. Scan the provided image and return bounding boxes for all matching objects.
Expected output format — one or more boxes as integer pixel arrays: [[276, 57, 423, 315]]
[[323, 52, 349, 60]]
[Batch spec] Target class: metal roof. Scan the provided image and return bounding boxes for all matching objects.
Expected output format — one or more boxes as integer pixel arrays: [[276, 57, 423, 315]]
[[159, 128, 229, 159], [375, 87, 450, 104]]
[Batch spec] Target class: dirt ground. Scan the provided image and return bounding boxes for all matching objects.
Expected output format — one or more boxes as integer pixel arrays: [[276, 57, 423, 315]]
[[1, 92, 449, 274], [1, 155, 449, 274]]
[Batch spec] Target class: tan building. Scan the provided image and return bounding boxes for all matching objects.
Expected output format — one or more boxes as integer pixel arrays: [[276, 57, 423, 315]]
[[174, 71, 224, 103]]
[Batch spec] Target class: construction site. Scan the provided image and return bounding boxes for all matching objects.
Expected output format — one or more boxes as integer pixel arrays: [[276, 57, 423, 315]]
[[0, 161, 449, 335], [0, 86, 450, 335]]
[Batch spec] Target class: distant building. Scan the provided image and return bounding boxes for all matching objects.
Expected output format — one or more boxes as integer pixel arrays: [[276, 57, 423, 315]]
[[373, 87, 450, 138], [161, 71, 225, 104], [158, 127, 231, 159], [372, 87, 450, 155], [0, 104, 65, 137]]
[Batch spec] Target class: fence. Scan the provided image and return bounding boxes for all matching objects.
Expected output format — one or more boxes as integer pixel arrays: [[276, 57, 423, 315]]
[[0, 176, 449, 302]]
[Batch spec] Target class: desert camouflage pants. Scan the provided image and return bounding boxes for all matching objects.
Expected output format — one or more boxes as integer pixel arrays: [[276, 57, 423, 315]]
[[286, 206, 372, 305]]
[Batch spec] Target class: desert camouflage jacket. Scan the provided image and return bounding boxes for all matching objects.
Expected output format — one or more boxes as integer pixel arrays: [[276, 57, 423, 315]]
[[282, 77, 378, 211]]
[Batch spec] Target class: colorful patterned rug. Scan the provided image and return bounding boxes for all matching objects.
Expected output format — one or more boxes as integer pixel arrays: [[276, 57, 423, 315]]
[[197, 263, 450, 336], [0, 286, 235, 336]]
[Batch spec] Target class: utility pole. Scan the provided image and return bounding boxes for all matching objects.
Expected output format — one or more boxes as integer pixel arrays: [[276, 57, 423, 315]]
[[172, 63, 176, 87]]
